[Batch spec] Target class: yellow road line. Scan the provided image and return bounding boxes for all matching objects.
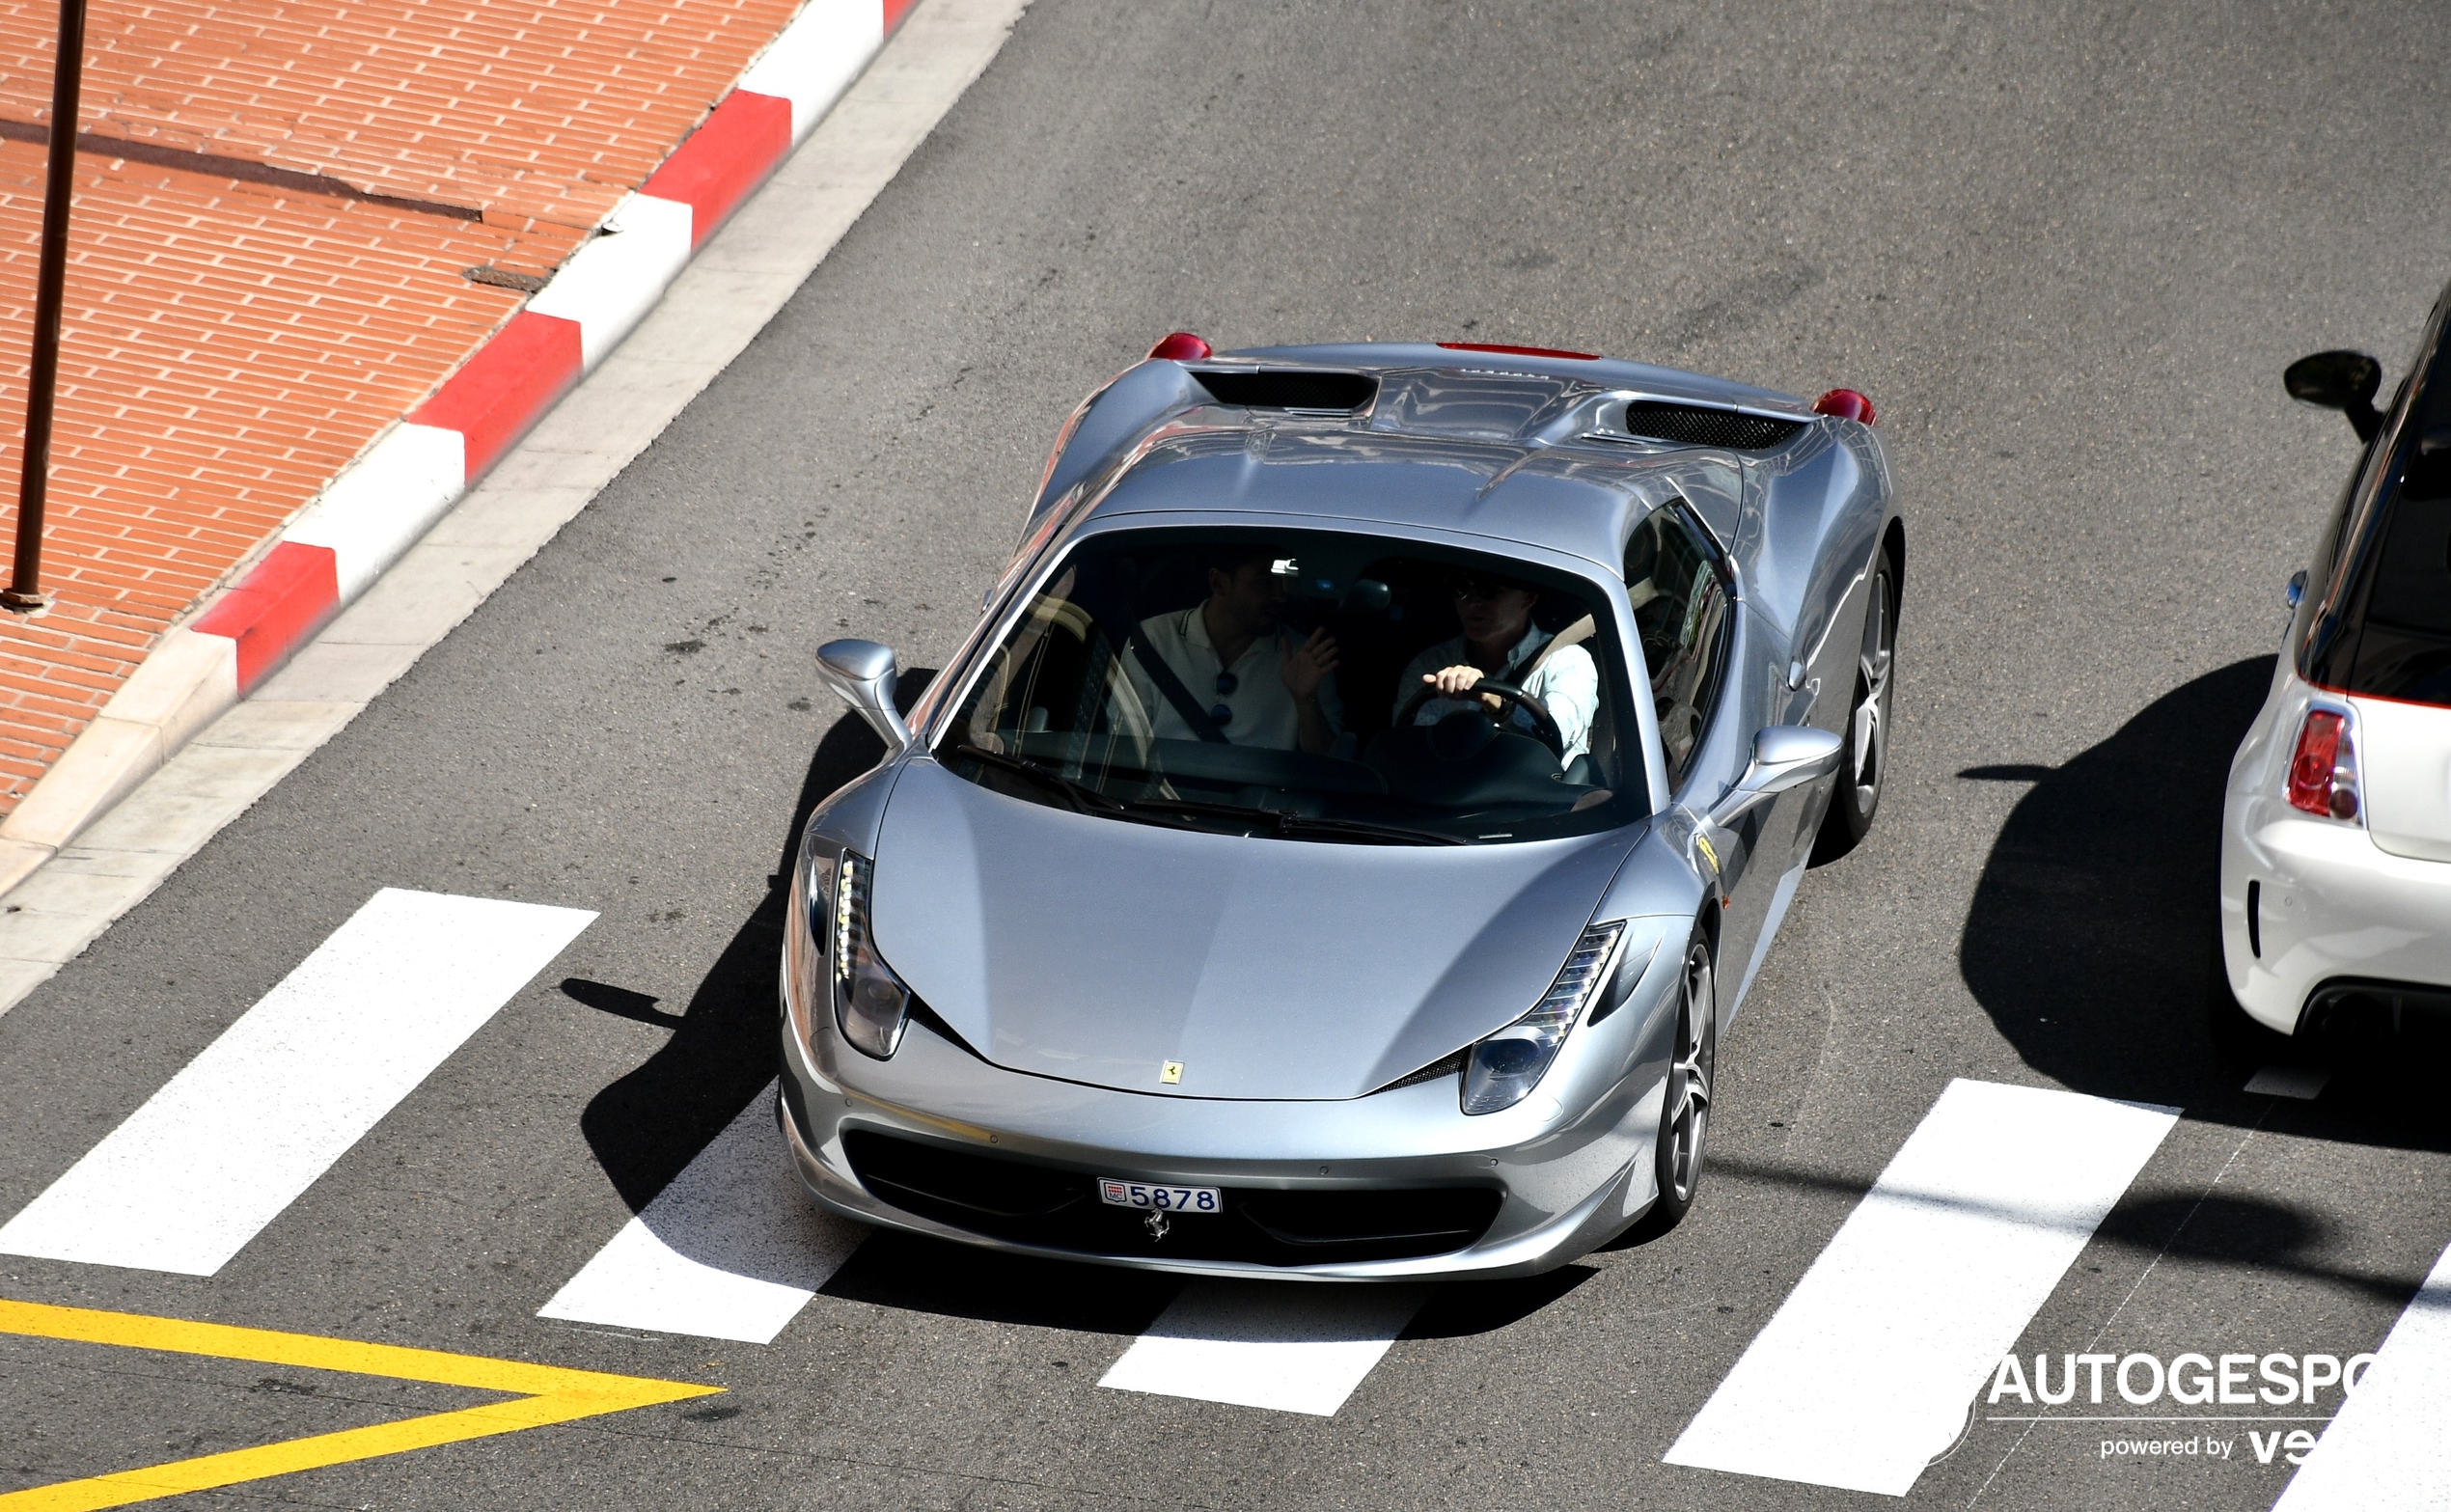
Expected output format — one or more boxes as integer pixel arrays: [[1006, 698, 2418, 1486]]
[[0, 1298, 720, 1512]]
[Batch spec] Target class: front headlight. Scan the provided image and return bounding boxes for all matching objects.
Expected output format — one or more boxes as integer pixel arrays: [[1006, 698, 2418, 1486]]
[[785, 840, 917, 1060], [1461, 921, 1627, 1114], [832, 851, 917, 1058], [783, 837, 836, 1054]]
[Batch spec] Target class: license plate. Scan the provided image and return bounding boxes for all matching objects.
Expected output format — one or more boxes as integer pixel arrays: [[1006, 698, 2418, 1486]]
[[1098, 1179, 1221, 1215]]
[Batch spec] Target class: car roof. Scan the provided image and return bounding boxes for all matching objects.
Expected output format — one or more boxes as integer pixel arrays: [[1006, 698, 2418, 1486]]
[[1072, 344, 1816, 570]]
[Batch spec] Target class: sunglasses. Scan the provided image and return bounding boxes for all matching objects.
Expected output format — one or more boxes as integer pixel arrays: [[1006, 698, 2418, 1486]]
[[1208, 671, 1237, 727], [1449, 576, 1520, 601]]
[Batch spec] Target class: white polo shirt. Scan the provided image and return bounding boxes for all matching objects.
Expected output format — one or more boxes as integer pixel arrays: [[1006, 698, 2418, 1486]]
[[1126, 606, 1343, 750], [1394, 623, 1599, 763]]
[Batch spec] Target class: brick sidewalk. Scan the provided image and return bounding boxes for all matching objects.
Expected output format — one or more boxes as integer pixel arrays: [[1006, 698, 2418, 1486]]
[[0, 0, 862, 816]]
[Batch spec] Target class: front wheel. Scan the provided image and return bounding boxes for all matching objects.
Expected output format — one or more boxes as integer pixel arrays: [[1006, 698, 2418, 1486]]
[[1633, 934, 1717, 1238], [1813, 546, 1898, 865]]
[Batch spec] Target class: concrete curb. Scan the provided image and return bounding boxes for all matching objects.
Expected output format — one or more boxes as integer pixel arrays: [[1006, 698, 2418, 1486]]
[[0, 0, 923, 893]]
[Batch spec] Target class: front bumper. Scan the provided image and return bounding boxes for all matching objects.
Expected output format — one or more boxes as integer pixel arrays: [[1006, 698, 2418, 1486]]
[[776, 948, 1682, 1281]]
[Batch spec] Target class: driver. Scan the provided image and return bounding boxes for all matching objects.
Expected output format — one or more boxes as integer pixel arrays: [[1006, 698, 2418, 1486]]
[[1395, 570, 1598, 764], [1127, 545, 1343, 753]]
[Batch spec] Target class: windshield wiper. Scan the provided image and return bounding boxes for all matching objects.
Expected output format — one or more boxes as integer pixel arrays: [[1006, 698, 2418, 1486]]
[[1271, 812, 1471, 846], [1123, 797, 1467, 846], [949, 744, 1123, 816]]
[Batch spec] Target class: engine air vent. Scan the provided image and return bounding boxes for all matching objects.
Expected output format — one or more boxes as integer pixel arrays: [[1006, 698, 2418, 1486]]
[[1190, 368, 1378, 411], [1619, 400, 1804, 451]]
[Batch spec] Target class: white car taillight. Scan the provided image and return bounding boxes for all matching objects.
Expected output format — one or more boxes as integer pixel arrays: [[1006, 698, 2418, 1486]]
[[2286, 707, 2361, 822]]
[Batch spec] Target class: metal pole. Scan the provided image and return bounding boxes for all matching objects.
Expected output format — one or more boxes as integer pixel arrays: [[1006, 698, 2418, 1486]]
[[4, 0, 88, 613]]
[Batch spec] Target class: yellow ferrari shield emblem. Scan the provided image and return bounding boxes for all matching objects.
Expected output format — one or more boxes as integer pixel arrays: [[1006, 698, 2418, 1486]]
[[1694, 833, 1721, 874], [1160, 1060, 1184, 1085]]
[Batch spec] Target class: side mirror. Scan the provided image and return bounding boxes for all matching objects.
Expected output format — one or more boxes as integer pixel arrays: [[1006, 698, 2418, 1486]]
[[1742, 725, 1844, 795], [2284, 350, 2383, 443], [815, 639, 913, 755], [1707, 725, 1843, 828]]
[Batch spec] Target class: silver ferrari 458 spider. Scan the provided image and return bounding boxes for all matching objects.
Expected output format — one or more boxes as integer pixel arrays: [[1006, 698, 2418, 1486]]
[[779, 335, 1903, 1278]]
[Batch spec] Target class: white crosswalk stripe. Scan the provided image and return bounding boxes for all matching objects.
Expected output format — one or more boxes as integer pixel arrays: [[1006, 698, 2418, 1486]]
[[0, 889, 593, 1277], [2272, 1232, 2451, 1510], [1099, 1279, 1427, 1416], [1663, 1078, 2179, 1496], [538, 1084, 865, 1343]]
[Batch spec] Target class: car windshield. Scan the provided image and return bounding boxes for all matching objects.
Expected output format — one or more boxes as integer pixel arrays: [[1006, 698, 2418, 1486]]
[[938, 527, 1644, 844]]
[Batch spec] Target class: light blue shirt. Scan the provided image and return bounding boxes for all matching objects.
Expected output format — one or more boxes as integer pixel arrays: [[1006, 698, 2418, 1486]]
[[1395, 623, 1599, 763]]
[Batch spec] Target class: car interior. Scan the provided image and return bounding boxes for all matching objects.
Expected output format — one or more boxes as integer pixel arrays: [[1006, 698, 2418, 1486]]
[[942, 527, 1650, 841]]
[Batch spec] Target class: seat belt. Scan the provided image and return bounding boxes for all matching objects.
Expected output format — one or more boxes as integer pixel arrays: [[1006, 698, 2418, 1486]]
[[1521, 616, 1595, 682], [1127, 627, 1230, 744]]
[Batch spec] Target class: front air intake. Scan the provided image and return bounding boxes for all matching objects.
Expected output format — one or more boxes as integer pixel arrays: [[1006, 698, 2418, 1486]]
[[1619, 400, 1804, 451], [841, 1130, 1500, 1264], [1190, 368, 1378, 411]]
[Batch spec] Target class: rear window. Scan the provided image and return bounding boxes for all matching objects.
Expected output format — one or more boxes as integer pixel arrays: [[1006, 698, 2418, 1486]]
[[2311, 311, 2451, 706], [2349, 488, 2451, 704], [2368, 490, 2451, 636]]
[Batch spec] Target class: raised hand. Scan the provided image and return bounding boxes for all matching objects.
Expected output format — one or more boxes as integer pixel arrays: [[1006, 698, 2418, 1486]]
[[1281, 627, 1340, 702]]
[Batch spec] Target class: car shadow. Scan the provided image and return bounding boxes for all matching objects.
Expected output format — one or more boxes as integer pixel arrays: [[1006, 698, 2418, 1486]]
[[578, 670, 936, 1213], [1403, 1265, 1598, 1336], [1958, 653, 2451, 1150], [819, 1228, 1182, 1334]]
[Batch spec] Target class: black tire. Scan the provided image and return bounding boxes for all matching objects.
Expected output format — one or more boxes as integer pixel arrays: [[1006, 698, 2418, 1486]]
[[1632, 933, 1717, 1239], [1812, 546, 1899, 866], [2206, 934, 2292, 1071]]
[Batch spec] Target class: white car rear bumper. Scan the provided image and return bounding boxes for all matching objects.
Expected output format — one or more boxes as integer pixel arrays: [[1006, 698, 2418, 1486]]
[[2221, 795, 2451, 1031], [2220, 664, 2451, 1033]]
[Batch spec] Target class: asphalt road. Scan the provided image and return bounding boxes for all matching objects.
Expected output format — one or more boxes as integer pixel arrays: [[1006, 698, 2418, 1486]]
[[6, 1, 2451, 1508]]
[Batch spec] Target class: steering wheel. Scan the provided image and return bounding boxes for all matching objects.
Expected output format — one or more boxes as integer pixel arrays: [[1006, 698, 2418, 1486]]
[[1393, 676, 1566, 760]]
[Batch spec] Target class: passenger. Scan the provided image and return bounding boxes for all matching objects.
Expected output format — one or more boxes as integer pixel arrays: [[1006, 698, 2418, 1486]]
[[1126, 546, 1342, 753], [1396, 571, 1598, 764]]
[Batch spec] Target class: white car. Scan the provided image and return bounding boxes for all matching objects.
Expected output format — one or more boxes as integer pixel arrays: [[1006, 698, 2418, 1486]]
[[2216, 285, 2451, 1056]]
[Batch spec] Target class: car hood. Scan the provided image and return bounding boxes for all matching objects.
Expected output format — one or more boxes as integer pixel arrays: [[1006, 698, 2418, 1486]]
[[868, 760, 1643, 1100]]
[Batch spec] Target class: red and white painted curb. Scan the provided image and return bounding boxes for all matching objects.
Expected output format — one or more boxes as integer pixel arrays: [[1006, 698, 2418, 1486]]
[[195, 0, 920, 690], [0, 0, 920, 880]]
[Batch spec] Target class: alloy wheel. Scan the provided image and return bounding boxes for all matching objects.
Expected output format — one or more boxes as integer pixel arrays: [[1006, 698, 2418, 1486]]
[[1851, 564, 1895, 813], [1663, 942, 1716, 1205]]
